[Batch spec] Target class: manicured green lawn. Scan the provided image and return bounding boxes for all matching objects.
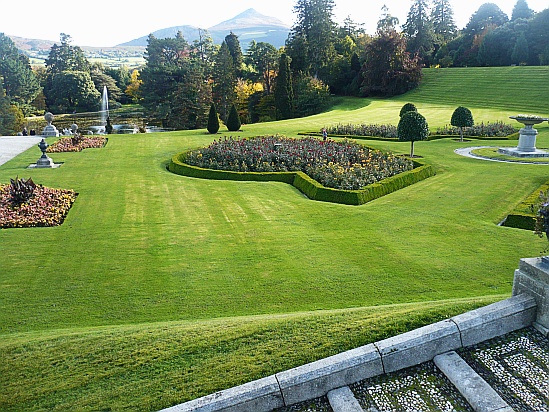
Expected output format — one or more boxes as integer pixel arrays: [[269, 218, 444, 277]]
[[1, 67, 548, 411]]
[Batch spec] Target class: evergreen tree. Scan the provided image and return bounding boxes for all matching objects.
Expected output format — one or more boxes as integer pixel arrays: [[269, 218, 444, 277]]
[[403, 0, 436, 64], [0, 33, 40, 115], [377, 4, 400, 31], [512, 0, 534, 21], [226, 104, 241, 132], [286, 0, 337, 78], [224, 32, 243, 77], [140, 32, 210, 130], [430, 0, 457, 42], [274, 53, 294, 120], [212, 41, 236, 121], [207, 103, 220, 134], [511, 32, 529, 64], [44, 34, 93, 111]]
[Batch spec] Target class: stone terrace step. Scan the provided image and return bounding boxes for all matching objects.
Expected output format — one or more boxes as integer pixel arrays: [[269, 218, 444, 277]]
[[275, 326, 549, 412]]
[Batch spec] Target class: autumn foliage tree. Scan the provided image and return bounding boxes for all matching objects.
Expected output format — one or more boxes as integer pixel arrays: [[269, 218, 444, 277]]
[[360, 29, 422, 97]]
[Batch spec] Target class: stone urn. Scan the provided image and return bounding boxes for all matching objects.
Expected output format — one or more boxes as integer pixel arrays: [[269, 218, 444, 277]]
[[510, 115, 549, 152], [42, 112, 60, 137]]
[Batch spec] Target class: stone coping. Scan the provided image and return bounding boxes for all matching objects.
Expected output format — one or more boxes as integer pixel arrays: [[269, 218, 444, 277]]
[[158, 294, 536, 412]]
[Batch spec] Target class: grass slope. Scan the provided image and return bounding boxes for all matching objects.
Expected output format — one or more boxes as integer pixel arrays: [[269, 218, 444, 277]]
[[1, 66, 548, 410]]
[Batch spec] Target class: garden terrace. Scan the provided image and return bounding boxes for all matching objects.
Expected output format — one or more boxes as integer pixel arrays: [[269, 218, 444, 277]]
[[1, 66, 549, 411]]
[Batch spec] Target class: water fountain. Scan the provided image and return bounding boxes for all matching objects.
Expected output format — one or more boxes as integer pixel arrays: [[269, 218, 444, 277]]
[[88, 86, 109, 134], [498, 114, 549, 158]]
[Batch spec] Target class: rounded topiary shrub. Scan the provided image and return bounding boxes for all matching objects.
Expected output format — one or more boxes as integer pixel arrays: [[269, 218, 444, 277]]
[[451, 106, 474, 142], [226, 104, 241, 132], [398, 111, 429, 158], [399, 102, 417, 118]]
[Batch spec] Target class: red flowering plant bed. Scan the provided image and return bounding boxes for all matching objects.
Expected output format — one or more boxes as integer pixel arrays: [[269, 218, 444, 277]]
[[185, 135, 414, 190], [46, 134, 107, 153], [0, 177, 77, 228]]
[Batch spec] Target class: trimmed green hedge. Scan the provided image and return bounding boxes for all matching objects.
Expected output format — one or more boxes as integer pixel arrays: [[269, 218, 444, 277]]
[[501, 181, 549, 230], [299, 131, 519, 142], [168, 152, 436, 206]]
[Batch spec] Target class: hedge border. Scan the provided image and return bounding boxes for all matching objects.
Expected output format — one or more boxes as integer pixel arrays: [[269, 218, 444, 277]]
[[500, 181, 549, 230], [168, 152, 436, 206], [299, 132, 519, 142]]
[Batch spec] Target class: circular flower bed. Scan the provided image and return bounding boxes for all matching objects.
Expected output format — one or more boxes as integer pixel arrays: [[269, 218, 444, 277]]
[[46, 136, 107, 153], [0, 183, 77, 228], [185, 135, 413, 190]]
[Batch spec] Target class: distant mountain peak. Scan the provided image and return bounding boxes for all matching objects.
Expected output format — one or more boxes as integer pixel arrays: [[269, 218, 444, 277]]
[[208, 8, 290, 31]]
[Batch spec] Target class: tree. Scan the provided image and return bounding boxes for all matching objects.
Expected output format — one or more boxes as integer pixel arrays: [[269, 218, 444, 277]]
[[293, 75, 331, 118], [464, 3, 509, 38], [451, 106, 474, 142], [286, 0, 337, 78], [226, 104, 241, 132], [274, 53, 293, 120], [377, 4, 400, 31], [245, 41, 279, 94], [47, 70, 101, 113], [44, 34, 92, 111], [212, 41, 236, 121], [400, 102, 418, 117], [398, 111, 429, 157], [140, 32, 210, 130], [527, 9, 549, 65], [224, 32, 243, 77], [360, 29, 422, 97], [403, 0, 436, 64], [512, 0, 534, 21], [207, 103, 220, 134], [125, 69, 142, 103], [430, 0, 458, 42], [0, 33, 40, 115], [511, 32, 529, 64], [0, 82, 24, 135]]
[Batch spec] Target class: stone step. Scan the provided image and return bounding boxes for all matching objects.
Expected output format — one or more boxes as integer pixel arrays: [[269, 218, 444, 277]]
[[327, 386, 363, 412], [434, 351, 512, 412]]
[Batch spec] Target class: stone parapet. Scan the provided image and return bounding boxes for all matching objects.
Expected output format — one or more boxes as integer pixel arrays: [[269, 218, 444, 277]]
[[513, 257, 549, 334]]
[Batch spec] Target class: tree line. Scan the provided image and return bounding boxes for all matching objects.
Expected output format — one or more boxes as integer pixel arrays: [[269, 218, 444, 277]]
[[0, 0, 547, 134]]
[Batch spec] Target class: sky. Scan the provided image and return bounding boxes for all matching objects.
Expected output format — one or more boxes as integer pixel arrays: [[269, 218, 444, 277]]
[[4, 0, 548, 47]]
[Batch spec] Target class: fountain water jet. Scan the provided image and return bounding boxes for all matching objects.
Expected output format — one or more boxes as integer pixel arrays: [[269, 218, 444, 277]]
[[100, 86, 109, 130]]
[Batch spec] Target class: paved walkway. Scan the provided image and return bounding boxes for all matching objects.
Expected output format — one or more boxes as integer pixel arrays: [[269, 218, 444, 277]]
[[0, 135, 43, 167], [455, 146, 549, 165]]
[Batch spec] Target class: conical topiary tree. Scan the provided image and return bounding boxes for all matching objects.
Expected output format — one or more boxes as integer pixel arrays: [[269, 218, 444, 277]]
[[226, 104, 241, 132], [451, 106, 474, 142], [399, 102, 417, 118], [398, 111, 429, 158], [207, 103, 220, 134]]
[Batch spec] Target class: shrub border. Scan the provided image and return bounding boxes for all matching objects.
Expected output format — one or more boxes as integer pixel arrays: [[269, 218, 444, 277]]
[[168, 151, 436, 206], [299, 131, 519, 142], [500, 181, 549, 230]]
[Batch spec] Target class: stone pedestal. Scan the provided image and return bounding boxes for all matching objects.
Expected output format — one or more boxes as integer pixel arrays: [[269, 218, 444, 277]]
[[41, 112, 59, 137], [516, 126, 538, 152], [42, 124, 59, 137], [512, 257, 549, 335]]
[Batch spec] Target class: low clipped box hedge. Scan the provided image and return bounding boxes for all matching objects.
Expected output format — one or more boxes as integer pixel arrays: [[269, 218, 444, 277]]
[[501, 181, 549, 230], [169, 152, 435, 206]]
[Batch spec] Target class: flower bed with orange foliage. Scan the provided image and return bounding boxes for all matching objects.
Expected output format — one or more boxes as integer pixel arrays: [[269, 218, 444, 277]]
[[46, 135, 106, 153], [0, 179, 77, 228]]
